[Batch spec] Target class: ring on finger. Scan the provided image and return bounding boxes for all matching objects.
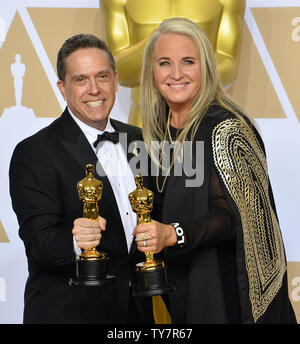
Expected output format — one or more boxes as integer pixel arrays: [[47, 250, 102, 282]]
[[136, 233, 152, 241], [143, 240, 147, 247]]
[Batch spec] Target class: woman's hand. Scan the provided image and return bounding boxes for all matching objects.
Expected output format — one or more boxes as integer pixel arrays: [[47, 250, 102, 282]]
[[133, 220, 177, 253]]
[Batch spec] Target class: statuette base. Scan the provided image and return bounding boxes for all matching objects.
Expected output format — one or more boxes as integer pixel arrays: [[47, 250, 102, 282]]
[[133, 259, 176, 297], [69, 255, 115, 287]]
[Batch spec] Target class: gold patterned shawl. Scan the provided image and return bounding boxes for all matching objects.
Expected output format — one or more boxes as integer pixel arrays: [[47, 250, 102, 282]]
[[211, 118, 287, 322]]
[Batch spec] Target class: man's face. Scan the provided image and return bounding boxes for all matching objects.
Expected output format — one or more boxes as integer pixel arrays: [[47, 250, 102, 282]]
[[57, 48, 118, 131]]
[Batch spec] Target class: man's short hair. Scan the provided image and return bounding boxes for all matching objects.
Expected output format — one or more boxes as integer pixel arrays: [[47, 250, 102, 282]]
[[57, 34, 116, 81]]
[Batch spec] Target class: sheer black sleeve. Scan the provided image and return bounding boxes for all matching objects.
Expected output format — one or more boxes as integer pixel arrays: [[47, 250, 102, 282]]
[[180, 166, 235, 251]]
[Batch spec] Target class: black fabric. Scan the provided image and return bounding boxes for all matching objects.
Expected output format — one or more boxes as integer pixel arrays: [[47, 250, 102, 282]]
[[93, 131, 119, 146], [152, 103, 296, 324], [9, 108, 153, 324]]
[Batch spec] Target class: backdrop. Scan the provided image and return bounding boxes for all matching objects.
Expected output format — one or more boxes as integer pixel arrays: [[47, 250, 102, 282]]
[[0, 0, 300, 323]]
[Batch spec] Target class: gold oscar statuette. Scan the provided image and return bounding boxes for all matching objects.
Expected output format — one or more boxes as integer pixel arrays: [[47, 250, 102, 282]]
[[101, 0, 245, 127], [129, 174, 175, 296], [69, 164, 115, 287]]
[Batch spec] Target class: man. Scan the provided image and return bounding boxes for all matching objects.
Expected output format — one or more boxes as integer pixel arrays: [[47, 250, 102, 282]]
[[9, 34, 153, 324]]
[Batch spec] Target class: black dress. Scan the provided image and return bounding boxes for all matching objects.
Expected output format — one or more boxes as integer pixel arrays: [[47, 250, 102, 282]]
[[151, 103, 296, 324]]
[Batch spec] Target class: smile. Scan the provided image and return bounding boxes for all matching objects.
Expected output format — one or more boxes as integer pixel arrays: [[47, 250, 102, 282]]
[[168, 83, 189, 89], [86, 100, 104, 107]]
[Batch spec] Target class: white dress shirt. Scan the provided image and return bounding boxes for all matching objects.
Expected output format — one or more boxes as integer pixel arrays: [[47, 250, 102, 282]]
[[69, 108, 137, 253]]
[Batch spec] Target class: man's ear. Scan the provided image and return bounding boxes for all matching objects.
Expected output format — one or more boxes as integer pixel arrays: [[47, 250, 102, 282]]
[[57, 80, 66, 100]]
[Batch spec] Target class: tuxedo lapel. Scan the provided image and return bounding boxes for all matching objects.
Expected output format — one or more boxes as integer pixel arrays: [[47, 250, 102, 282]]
[[58, 110, 123, 222], [59, 111, 136, 256], [110, 118, 140, 169], [58, 114, 145, 258], [61, 131, 98, 173], [58, 109, 110, 180], [58, 108, 97, 171]]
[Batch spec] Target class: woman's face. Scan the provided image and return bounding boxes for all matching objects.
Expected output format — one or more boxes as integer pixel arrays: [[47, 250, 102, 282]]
[[153, 33, 202, 113]]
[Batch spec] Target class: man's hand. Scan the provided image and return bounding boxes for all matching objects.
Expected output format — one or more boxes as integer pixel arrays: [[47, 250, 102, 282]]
[[72, 216, 106, 249]]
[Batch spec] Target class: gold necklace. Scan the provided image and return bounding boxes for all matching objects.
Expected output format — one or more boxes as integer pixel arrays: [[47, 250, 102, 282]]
[[156, 111, 177, 193], [167, 117, 175, 144]]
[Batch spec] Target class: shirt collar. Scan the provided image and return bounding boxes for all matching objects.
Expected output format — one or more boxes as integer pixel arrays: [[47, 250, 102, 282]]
[[68, 106, 115, 146]]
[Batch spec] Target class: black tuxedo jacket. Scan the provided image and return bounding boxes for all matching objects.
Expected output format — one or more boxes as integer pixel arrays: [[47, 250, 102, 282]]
[[9, 108, 149, 323]]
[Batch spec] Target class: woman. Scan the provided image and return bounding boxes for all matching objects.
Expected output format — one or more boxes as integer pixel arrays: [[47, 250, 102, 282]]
[[133, 17, 296, 323]]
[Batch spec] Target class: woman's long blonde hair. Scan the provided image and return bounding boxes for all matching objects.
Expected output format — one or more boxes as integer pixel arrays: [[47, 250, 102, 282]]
[[141, 17, 246, 163]]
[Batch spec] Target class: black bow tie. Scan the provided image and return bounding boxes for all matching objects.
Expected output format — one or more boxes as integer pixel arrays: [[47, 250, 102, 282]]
[[93, 131, 119, 147]]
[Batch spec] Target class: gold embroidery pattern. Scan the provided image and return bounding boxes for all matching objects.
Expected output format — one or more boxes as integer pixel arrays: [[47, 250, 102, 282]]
[[212, 118, 286, 322]]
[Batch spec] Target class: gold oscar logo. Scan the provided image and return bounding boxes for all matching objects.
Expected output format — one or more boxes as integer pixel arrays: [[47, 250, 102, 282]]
[[0, 8, 104, 118], [229, 7, 300, 122], [0, 11, 60, 117], [0, 7, 104, 248]]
